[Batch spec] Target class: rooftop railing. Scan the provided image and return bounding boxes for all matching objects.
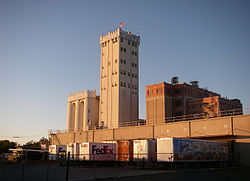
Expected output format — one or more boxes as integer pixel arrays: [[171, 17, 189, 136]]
[[49, 108, 249, 133]]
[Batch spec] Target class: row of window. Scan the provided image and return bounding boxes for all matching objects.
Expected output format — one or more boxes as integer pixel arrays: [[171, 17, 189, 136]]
[[120, 70, 137, 78], [101, 70, 137, 78], [101, 38, 118, 47], [132, 51, 137, 56], [147, 88, 162, 95], [101, 37, 138, 48], [147, 88, 183, 95], [101, 59, 137, 68], [120, 59, 126, 64], [101, 83, 138, 90], [132, 62, 137, 68], [121, 47, 126, 52], [120, 82, 138, 90], [121, 59, 138, 68], [120, 47, 138, 56], [121, 38, 138, 47], [128, 40, 138, 47], [132, 91, 138, 95]]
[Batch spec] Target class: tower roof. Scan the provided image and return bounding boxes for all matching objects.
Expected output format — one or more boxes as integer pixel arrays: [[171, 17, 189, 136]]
[[100, 28, 140, 44]]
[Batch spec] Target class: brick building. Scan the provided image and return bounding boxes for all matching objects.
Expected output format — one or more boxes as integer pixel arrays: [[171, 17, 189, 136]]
[[146, 77, 242, 125]]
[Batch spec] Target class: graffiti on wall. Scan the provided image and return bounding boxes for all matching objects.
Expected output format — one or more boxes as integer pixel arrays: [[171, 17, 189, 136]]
[[174, 139, 229, 161]]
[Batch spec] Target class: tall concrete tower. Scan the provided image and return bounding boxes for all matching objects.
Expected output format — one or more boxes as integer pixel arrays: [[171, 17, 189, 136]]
[[99, 28, 140, 129]]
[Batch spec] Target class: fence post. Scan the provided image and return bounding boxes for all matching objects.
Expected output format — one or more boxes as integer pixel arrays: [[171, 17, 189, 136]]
[[21, 156, 24, 181], [65, 152, 70, 181], [47, 155, 49, 181], [114, 153, 117, 178]]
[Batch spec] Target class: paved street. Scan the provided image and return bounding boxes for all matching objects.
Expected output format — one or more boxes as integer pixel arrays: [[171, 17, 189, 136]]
[[0, 162, 249, 181]]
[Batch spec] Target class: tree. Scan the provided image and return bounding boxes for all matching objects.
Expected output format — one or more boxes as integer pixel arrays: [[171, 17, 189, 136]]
[[0, 140, 17, 153], [23, 137, 49, 148], [24, 140, 40, 147], [38, 137, 49, 145]]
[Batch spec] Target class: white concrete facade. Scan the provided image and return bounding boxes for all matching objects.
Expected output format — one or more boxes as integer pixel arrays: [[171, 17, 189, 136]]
[[99, 28, 140, 129], [66, 90, 99, 132]]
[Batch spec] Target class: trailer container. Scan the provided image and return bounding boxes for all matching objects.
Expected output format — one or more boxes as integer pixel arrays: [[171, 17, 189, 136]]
[[49, 145, 66, 160], [133, 139, 156, 162], [117, 140, 133, 162], [157, 138, 229, 162], [67, 143, 79, 160], [79, 142, 116, 161]]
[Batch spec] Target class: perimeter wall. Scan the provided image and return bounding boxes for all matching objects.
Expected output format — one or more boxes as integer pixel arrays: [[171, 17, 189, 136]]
[[50, 114, 250, 166]]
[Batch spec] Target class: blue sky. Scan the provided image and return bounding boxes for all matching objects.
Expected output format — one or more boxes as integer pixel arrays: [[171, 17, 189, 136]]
[[0, 0, 249, 144]]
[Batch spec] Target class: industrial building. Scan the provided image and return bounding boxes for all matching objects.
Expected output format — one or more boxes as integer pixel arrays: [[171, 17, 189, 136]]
[[146, 77, 242, 125], [50, 26, 250, 167], [65, 28, 140, 132], [99, 28, 140, 129], [66, 90, 99, 132]]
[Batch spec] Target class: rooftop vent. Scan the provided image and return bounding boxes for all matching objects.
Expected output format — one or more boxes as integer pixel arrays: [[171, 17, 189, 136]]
[[171, 76, 179, 84], [190, 81, 199, 88]]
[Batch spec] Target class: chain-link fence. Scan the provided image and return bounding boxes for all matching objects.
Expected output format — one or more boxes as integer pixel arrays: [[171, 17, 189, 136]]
[[0, 152, 233, 181]]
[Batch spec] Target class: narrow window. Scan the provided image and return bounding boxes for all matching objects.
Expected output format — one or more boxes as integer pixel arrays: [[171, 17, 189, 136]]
[[121, 47, 123, 51], [132, 51, 134, 55], [124, 48, 126, 52], [124, 60, 126, 64], [158, 88, 162, 93], [128, 72, 130, 76], [135, 52, 137, 56], [121, 37, 123, 42], [128, 40, 130, 45]]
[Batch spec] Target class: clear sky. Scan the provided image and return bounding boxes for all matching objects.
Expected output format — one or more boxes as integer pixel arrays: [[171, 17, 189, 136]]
[[0, 0, 249, 144]]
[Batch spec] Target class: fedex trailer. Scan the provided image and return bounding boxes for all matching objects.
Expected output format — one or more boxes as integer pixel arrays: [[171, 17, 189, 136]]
[[79, 142, 116, 161], [49, 145, 66, 160], [66, 143, 80, 160], [133, 139, 156, 162]]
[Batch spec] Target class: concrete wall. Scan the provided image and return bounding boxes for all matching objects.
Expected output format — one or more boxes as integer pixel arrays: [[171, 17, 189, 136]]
[[233, 115, 250, 136], [154, 122, 189, 138], [50, 114, 250, 166], [190, 117, 232, 137], [114, 126, 153, 140], [94, 129, 114, 142], [51, 115, 250, 145]]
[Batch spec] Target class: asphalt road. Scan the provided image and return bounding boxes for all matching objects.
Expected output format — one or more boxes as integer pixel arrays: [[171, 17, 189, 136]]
[[99, 167, 250, 181], [0, 162, 249, 181]]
